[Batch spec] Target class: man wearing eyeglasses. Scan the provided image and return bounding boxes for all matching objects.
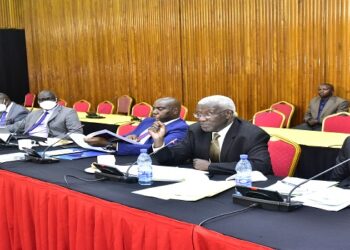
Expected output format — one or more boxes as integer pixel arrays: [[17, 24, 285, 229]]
[[149, 95, 272, 175]]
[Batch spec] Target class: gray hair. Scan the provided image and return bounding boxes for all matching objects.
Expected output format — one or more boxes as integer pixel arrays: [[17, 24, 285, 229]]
[[198, 95, 236, 112]]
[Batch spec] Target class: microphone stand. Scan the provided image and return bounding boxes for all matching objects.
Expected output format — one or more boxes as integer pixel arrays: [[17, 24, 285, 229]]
[[286, 158, 350, 203], [26, 125, 84, 164]]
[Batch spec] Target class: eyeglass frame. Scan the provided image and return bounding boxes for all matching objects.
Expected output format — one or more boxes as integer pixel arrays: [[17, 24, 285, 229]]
[[193, 109, 231, 119]]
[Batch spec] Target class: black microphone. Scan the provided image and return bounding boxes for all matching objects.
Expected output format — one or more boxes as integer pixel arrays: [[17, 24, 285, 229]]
[[94, 138, 179, 183], [25, 125, 85, 164], [232, 158, 350, 212]]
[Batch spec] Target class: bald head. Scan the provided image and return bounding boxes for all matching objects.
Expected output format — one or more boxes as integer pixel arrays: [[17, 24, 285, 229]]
[[0, 93, 11, 107], [152, 97, 181, 122]]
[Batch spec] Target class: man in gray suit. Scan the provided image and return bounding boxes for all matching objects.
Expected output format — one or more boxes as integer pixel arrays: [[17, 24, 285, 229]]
[[0, 93, 29, 126], [8, 90, 83, 138], [295, 83, 349, 131]]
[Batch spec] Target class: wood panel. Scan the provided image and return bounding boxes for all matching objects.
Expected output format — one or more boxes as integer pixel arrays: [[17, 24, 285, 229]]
[[0, 0, 350, 125]]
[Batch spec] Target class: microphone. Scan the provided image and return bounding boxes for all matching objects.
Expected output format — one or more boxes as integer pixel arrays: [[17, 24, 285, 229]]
[[232, 158, 350, 212], [94, 138, 179, 183], [286, 158, 350, 203], [25, 125, 84, 164]]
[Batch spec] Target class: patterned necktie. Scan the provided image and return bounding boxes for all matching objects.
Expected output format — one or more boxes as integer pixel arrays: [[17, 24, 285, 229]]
[[209, 132, 221, 162], [0, 111, 7, 126], [26, 111, 49, 133]]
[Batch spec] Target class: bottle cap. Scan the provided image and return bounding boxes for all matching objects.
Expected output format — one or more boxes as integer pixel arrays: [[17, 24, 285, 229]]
[[240, 154, 248, 159]]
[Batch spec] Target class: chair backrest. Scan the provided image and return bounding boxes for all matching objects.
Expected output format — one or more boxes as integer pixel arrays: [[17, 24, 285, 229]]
[[270, 101, 295, 128], [58, 99, 67, 107], [116, 95, 133, 115], [268, 135, 301, 177], [180, 105, 188, 120], [252, 109, 286, 128], [97, 100, 114, 114], [131, 102, 153, 119], [322, 112, 350, 133], [116, 123, 139, 136], [73, 99, 91, 112], [24, 93, 36, 107]]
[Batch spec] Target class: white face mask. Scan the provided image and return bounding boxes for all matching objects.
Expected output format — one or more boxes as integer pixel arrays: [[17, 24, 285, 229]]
[[39, 100, 57, 110], [0, 104, 6, 112]]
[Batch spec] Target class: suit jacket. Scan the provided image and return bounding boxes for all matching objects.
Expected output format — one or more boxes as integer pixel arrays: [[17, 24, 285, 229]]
[[155, 118, 272, 175], [304, 96, 349, 122], [8, 105, 83, 137], [2, 102, 29, 125], [330, 136, 350, 181], [117, 117, 189, 156]]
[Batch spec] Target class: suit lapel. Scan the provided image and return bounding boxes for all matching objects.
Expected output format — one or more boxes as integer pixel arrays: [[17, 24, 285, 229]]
[[220, 120, 239, 161], [320, 96, 335, 118], [47, 105, 62, 123]]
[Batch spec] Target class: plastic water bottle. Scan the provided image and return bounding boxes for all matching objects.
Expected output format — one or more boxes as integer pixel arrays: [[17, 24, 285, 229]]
[[137, 148, 153, 185], [235, 154, 252, 187]]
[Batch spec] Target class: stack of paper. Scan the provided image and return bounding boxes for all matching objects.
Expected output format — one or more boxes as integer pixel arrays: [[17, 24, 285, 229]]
[[133, 179, 235, 201]]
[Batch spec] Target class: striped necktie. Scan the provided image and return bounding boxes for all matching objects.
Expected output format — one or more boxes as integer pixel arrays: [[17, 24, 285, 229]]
[[26, 111, 49, 133], [0, 111, 7, 126], [209, 132, 221, 162]]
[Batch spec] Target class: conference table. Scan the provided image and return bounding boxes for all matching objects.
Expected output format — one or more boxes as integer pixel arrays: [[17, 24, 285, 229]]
[[0, 148, 350, 250]]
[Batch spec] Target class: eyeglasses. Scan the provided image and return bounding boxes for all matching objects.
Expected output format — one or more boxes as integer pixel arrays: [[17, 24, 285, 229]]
[[193, 110, 228, 119]]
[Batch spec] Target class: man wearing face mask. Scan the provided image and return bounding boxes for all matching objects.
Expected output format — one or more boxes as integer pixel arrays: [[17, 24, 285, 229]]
[[0, 93, 29, 127], [8, 90, 83, 138]]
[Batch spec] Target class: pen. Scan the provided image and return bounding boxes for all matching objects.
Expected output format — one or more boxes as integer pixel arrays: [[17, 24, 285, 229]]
[[280, 180, 298, 187]]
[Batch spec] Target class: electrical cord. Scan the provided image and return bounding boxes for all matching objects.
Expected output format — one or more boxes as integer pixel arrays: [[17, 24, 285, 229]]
[[198, 203, 258, 226], [64, 174, 107, 186]]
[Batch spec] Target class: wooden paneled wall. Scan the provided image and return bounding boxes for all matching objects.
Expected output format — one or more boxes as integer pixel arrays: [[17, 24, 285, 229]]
[[1, 0, 350, 125]]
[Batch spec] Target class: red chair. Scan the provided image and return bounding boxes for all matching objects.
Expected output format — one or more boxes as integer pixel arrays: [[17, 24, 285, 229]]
[[73, 99, 91, 112], [322, 112, 350, 133], [268, 135, 301, 177], [270, 101, 295, 128], [131, 102, 153, 119], [24, 93, 36, 108], [252, 109, 286, 128], [116, 123, 139, 136], [116, 95, 133, 115], [180, 105, 188, 120], [58, 99, 67, 107], [97, 100, 114, 114]]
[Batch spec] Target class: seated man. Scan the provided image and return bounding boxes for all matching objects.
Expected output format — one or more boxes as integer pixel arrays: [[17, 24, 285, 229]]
[[149, 95, 272, 175], [0, 93, 29, 126], [330, 137, 350, 181], [8, 90, 83, 138], [85, 97, 188, 155], [295, 83, 349, 131]]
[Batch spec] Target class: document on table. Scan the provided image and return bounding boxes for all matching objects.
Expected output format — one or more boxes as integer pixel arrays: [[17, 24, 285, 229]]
[[133, 179, 235, 201], [225, 171, 267, 182], [265, 177, 350, 211], [70, 133, 114, 153], [292, 186, 350, 211], [0, 152, 25, 162], [115, 164, 209, 182], [265, 177, 337, 196]]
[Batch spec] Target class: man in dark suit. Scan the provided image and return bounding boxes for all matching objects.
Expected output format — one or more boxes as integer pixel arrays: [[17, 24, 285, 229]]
[[149, 95, 272, 175], [8, 90, 83, 138], [295, 83, 349, 131], [330, 137, 350, 181], [85, 97, 188, 155], [0, 93, 29, 126]]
